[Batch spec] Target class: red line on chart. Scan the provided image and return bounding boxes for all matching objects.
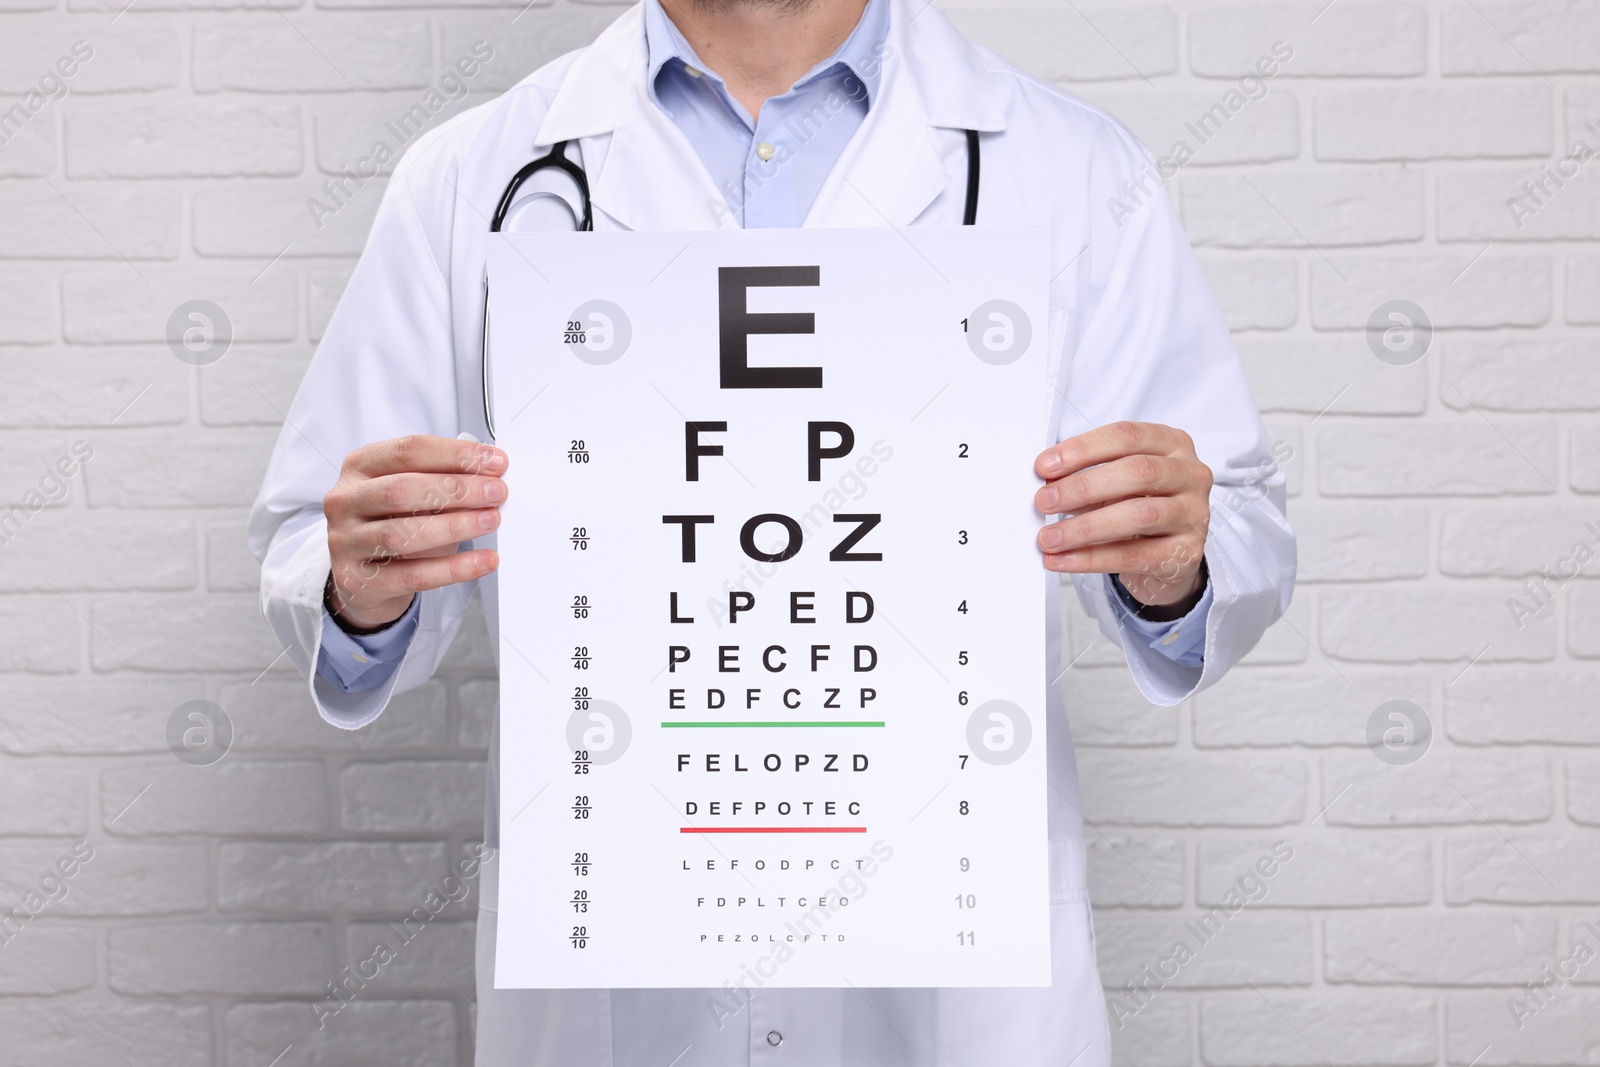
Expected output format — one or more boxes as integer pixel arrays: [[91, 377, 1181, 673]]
[[679, 827, 868, 834]]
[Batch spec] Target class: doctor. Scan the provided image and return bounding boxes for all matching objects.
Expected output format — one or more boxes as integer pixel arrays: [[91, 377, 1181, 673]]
[[250, 0, 1295, 1062]]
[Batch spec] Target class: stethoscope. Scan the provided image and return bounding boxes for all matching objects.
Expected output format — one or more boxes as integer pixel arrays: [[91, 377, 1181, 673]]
[[481, 130, 981, 439]]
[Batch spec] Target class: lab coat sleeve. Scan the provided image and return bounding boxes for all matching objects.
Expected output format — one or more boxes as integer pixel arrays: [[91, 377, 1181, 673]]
[[246, 150, 475, 730], [1058, 159, 1296, 706]]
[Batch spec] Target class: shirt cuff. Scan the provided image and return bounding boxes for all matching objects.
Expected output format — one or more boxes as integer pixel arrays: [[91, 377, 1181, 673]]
[[1105, 573, 1212, 669], [316, 597, 421, 694]]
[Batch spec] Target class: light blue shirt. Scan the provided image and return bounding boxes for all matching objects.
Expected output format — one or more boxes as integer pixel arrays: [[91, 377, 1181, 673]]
[[315, 0, 1208, 691]]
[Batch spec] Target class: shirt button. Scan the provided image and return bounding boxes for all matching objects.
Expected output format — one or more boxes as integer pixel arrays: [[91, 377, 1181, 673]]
[[766, 1030, 783, 1046], [756, 141, 777, 162], [684, 64, 702, 79]]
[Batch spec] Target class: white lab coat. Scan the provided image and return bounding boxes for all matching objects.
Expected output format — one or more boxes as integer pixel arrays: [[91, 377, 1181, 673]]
[[248, 1, 1295, 1063]]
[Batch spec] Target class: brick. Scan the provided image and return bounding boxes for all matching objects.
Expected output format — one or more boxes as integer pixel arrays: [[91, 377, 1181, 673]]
[[110, 921, 334, 994], [0, 270, 56, 343], [1095, 913, 1312, 987], [0, 22, 181, 94], [0, 433, 83, 508], [0, 350, 188, 427], [0, 681, 203, 754], [1325, 912, 1556, 985], [206, 519, 259, 591], [933, 6, 1180, 82], [225, 1000, 457, 1066], [0, 183, 180, 260], [1062, 666, 1180, 747], [340, 759, 486, 832], [0, 1003, 210, 1067], [0, 515, 195, 591], [1318, 423, 1558, 496], [0, 758, 86, 833], [0, 924, 94, 993], [1197, 257, 1297, 330], [1569, 84, 1600, 141], [1439, 506, 1600, 577], [1106, 997, 1189, 1066], [344, 920, 474, 991], [444, 9, 635, 92], [1183, 171, 1423, 248], [1447, 670, 1600, 743], [1321, 750, 1552, 826], [458, 677, 495, 750], [1316, 85, 1552, 161], [0, 599, 81, 673], [1194, 670, 1430, 747], [1446, 992, 1600, 1064], [314, 91, 496, 177], [69, 0, 301, 8], [218, 841, 453, 912], [1199, 993, 1436, 1065], [1446, 833, 1600, 904], [196, 185, 382, 258], [222, 677, 449, 750], [1320, 589, 1556, 662], [198, 344, 314, 426], [0, 841, 208, 915], [1088, 835, 1185, 908], [0, 117, 53, 177], [1576, 423, 1600, 492], [1292, 504, 1429, 581], [1573, 587, 1600, 656], [1189, 3, 1428, 78], [1570, 256, 1600, 324], [92, 596, 285, 672], [1568, 757, 1600, 824], [1078, 753, 1306, 826], [309, 265, 353, 341], [1198, 835, 1430, 906], [1236, 338, 1427, 415], [194, 18, 430, 92], [66, 101, 302, 178], [63, 269, 296, 344], [86, 430, 278, 508], [1438, 167, 1600, 241], [1443, 339, 1600, 410], [1085, 88, 1299, 165], [100, 760, 329, 836], [1309, 255, 1552, 328], [1442, 1, 1600, 75]]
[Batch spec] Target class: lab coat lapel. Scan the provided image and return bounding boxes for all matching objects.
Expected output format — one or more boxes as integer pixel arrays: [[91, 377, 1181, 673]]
[[805, 0, 1008, 229]]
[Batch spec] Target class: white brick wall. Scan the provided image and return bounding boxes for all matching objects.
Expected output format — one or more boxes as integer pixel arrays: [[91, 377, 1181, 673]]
[[0, 0, 1593, 1063]]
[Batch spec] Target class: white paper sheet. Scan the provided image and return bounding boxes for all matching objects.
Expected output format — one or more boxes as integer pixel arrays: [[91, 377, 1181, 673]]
[[489, 227, 1053, 989]]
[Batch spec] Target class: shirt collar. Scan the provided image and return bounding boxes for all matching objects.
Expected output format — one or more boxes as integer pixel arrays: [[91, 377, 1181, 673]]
[[643, 0, 890, 117]]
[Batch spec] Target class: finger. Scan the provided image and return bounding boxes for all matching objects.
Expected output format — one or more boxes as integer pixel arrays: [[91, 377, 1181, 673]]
[[341, 508, 501, 562], [346, 435, 508, 479], [1036, 422, 1187, 480], [344, 472, 508, 518], [1035, 454, 1190, 515], [334, 549, 499, 601], [1039, 536, 1192, 576], [1038, 496, 1188, 553]]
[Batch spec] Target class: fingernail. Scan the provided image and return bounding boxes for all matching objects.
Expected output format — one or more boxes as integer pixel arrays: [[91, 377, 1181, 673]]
[[1039, 525, 1063, 550], [1038, 487, 1059, 512], [484, 479, 506, 503], [1038, 451, 1064, 476], [479, 509, 499, 531]]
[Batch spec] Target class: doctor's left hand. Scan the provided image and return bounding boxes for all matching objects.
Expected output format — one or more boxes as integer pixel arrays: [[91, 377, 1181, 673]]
[[1033, 421, 1212, 618], [323, 435, 508, 630]]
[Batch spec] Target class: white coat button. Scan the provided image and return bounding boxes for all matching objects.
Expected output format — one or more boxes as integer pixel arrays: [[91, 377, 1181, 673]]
[[684, 64, 702, 79], [756, 141, 777, 162], [766, 1030, 783, 1046]]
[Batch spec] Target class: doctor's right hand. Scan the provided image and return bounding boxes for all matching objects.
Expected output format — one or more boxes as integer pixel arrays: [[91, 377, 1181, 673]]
[[323, 435, 507, 630]]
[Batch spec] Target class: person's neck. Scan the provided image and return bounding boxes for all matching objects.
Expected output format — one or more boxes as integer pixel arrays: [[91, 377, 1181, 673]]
[[660, 0, 870, 121]]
